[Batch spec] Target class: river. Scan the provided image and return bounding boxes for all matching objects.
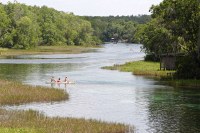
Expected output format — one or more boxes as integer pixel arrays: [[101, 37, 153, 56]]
[[0, 43, 199, 133]]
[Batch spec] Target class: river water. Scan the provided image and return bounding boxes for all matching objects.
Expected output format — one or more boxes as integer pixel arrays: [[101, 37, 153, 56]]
[[0, 43, 199, 133]]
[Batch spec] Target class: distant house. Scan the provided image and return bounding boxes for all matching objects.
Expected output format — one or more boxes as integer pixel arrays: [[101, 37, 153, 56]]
[[160, 54, 177, 70], [110, 38, 118, 44]]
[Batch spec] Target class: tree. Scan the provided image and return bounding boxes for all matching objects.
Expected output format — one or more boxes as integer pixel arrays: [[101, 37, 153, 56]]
[[14, 16, 39, 49]]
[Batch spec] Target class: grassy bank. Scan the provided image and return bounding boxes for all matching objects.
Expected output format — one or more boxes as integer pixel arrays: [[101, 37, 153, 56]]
[[0, 79, 128, 132], [103, 61, 173, 77], [0, 46, 97, 57], [103, 61, 200, 88]]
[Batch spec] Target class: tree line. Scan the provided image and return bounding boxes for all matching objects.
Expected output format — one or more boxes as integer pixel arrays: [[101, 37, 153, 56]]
[[84, 15, 150, 43], [136, 0, 200, 79]]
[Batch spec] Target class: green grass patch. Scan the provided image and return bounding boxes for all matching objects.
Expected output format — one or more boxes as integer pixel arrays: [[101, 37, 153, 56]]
[[103, 61, 174, 77], [0, 80, 68, 105]]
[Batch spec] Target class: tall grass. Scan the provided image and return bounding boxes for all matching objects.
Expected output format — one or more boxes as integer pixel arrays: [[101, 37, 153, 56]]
[[0, 109, 127, 133], [0, 80, 68, 105]]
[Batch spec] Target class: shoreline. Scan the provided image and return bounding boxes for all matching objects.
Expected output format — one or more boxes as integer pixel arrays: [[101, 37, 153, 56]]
[[0, 45, 99, 58]]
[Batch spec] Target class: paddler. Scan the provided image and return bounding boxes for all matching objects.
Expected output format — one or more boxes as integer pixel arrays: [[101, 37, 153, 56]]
[[51, 76, 56, 82]]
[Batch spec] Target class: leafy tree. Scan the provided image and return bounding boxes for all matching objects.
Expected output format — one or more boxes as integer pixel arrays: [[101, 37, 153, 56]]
[[150, 0, 200, 54], [136, 19, 174, 58]]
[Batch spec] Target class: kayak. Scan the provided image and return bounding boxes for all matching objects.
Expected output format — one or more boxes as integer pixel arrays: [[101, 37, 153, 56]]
[[45, 81, 75, 84]]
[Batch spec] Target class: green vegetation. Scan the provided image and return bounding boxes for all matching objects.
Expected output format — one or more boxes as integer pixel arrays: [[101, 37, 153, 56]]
[[103, 61, 173, 77], [136, 0, 200, 79]]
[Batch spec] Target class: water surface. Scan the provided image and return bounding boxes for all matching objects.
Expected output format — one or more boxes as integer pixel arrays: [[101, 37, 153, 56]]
[[0, 43, 199, 133]]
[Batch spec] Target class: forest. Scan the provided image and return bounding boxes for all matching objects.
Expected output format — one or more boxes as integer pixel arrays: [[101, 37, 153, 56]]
[[0, 2, 150, 49]]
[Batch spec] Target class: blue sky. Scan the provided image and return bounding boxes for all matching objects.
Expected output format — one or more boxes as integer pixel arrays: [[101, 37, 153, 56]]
[[1, 0, 163, 16]]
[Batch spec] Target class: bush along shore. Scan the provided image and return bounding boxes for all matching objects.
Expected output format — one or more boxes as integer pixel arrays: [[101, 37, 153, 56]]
[[0, 79, 128, 133], [102, 61, 200, 88]]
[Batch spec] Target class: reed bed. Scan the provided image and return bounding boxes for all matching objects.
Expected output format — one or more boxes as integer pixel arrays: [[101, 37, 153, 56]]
[[0, 109, 127, 133], [0, 80, 68, 105]]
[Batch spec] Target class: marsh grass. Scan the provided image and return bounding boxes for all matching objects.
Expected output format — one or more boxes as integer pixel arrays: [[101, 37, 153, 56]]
[[0, 80, 68, 105], [0, 109, 127, 133], [103, 61, 173, 77], [0, 46, 97, 57]]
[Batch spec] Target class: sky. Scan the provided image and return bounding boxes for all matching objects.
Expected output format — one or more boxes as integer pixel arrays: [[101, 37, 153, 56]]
[[0, 0, 163, 16]]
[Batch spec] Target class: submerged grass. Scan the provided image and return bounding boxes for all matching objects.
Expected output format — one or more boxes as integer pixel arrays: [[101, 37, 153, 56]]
[[166, 79, 200, 88], [0, 79, 128, 132]]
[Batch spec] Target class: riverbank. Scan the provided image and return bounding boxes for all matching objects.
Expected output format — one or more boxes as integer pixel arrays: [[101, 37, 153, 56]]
[[0, 46, 98, 57], [103, 61, 200, 88], [0, 79, 127, 133]]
